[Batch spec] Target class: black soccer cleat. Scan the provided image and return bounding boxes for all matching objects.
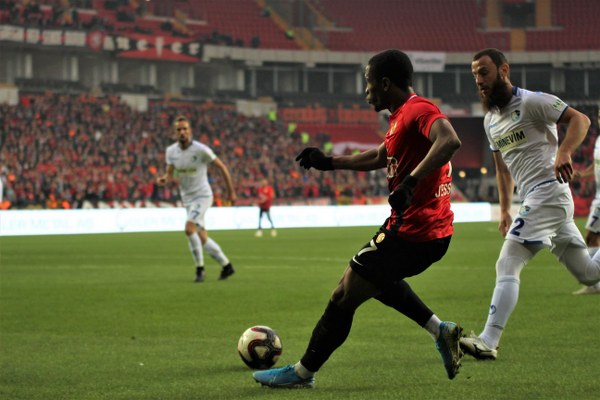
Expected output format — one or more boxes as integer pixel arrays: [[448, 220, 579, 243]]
[[219, 263, 235, 280], [195, 267, 205, 283]]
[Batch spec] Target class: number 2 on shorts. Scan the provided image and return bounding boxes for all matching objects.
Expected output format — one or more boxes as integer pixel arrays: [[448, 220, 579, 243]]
[[510, 217, 525, 236]]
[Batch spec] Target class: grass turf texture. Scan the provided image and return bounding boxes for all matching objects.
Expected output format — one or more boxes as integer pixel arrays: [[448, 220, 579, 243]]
[[1, 221, 598, 400]]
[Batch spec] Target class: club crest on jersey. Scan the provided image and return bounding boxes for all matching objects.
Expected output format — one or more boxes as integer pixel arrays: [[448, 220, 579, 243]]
[[519, 205, 531, 216], [387, 122, 398, 137], [510, 109, 521, 121], [376, 232, 385, 243], [593, 207, 600, 217]]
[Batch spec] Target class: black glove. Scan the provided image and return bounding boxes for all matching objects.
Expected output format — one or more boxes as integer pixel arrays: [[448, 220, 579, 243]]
[[295, 147, 334, 171], [388, 175, 418, 212]]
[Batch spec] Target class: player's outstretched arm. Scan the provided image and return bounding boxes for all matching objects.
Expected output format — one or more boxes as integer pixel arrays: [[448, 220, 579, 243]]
[[333, 144, 387, 171], [295, 144, 386, 172]]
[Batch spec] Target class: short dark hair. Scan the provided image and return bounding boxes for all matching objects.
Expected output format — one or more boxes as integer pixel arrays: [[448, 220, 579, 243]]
[[173, 115, 190, 126], [473, 48, 508, 68], [368, 49, 413, 91]]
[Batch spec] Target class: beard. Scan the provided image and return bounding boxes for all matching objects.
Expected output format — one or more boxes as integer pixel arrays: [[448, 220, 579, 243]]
[[479, 73, 513, 112]]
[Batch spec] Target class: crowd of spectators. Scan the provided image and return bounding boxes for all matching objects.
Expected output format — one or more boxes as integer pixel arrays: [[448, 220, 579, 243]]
[[0, 0, 255, 47], [0, 93, 388, 210], [1, 93, 596, 211]]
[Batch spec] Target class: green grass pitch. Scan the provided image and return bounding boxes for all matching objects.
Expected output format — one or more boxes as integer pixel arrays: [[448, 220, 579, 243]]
[[1, 221, 599, 400]]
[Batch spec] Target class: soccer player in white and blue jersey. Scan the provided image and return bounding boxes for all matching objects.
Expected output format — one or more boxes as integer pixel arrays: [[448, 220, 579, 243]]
[[156, 115, 236, 282], [460, 48, 600, 360], [572, 112, 600, 295]]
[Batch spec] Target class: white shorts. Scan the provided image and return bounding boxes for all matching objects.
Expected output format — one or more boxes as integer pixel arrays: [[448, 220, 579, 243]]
[[585, 198, 600, 233], [185, 197, 213, 229], [506, 182, 586, 255]]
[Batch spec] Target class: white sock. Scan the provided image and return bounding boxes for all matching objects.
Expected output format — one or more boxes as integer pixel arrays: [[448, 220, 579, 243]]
[[424, 314, 442, 340], [203, 237, 229, 266], [480, 276, 520, 349], [294, 362, 314, 379], [187, 233, 203, 266]]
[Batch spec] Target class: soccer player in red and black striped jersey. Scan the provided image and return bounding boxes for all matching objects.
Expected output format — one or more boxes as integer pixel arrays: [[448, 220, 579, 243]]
[[253, 49, 464, 388]]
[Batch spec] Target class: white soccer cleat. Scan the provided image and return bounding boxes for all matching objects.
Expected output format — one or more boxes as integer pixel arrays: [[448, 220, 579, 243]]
[[572, 282, 600, 295], [459, 332, 498, 360]]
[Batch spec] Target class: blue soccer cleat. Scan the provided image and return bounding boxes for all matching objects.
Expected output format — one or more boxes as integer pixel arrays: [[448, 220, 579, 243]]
[[435, 321, 463, 379], [253, 364, 315, 388]]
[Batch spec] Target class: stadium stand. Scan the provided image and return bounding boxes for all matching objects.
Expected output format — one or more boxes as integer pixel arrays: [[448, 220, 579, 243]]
[[309, 0, 495, 52], [525, 0, 600, 51], [0, 0, 598, 210], [2, 0, 599, 52], [0, 94, 389, 209]]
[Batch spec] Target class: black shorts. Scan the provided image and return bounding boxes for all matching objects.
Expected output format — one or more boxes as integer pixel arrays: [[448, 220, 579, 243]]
[[349, 227, 451, 291]]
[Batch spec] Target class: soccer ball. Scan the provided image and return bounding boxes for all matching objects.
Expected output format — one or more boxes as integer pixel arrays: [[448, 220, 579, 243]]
[[237, 325, 282, 370]]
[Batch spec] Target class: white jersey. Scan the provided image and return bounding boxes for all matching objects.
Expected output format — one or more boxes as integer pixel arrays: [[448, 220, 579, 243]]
[[593, 135, 600, 199], [484, 87, 568, 199], [166, 140, 217, 205]]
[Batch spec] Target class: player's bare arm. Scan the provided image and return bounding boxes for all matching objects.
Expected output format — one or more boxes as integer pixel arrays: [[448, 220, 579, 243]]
[[332, 143, 387, 171], [493, 152, 514, 236], [213, 157, 237, 204], [408, 118, 461, 180], [555, 107, 591, 183], [156, 164, 175, 186]]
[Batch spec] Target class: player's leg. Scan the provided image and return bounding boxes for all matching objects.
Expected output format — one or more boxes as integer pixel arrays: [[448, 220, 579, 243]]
[[461, 240, 540, 359], [576, 231, 600, 294], [265, 209, 276, 236], [184, 204, 205, 282], [551, 220, 600, 290], [371, 235, 461, 379], [253, 266, 377, 388], [299, 267, 377, 372], [258, 209, 264, 229], [571, 202, 600, 294], [256, 209, 264, 237], [198, 228, 235, 280], [192, 198, 235, 280]]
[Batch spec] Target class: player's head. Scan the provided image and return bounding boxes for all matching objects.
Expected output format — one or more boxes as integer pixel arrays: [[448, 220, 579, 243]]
[[173, 115, 192, 147], [472, 48, 512, 111], [365, 49, 413, 112]]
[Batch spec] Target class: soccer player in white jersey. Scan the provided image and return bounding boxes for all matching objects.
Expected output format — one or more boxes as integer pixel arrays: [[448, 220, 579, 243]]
[[156, 115, 237, 282], [572, 111, 600, 295], [460, 48, 600, 360]]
